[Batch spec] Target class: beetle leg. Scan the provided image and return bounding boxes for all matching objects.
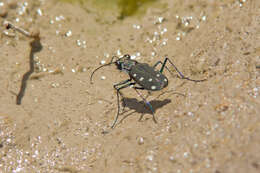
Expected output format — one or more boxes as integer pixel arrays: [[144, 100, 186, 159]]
[[113, 79, 135, 128], [155, 57, 206, 82], [133, 87, 157, 124], [114, 79, 131, 108], [153, 61, 175, 77]]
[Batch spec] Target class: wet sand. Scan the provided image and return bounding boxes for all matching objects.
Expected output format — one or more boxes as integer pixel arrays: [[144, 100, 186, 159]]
[[0, 0, 260, 172]]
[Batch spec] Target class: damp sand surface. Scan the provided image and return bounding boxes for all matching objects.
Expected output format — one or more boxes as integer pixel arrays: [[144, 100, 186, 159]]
[[0, 0, 260, 172]]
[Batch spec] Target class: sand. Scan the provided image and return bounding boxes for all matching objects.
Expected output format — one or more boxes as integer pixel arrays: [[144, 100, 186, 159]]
[[0, 0, 260, 172]]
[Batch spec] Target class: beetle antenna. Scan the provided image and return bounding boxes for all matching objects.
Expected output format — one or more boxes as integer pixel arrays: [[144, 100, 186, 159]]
[[90, 63, 113, 83], [90, 56, 119, 84]]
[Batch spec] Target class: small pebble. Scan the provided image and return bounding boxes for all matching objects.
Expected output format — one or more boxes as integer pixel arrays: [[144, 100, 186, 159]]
[[183, 152, 189, 158], [169, 156, 175, 161], [117, 49, 121, 56], [137, 137, 144, 145], [146, 155, 153, 161], [130, 55, 136, 60], [65, 30, 72, 37], [37, 8, 42, 16], [100, 60, 106, 65]]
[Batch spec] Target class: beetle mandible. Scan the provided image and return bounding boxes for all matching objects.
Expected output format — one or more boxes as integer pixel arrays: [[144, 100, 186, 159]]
[[90, 54, 206, 128]]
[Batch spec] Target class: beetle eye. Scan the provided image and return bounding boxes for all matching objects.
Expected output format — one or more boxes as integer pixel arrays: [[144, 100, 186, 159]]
[[124, 54, 131, 59], [115, 61, 122, 69]]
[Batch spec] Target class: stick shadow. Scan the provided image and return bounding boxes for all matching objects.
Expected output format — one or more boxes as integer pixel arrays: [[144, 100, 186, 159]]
[[16, 38, 42, 105]]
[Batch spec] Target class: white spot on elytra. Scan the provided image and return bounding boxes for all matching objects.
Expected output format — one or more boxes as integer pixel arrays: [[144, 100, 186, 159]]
[[133, 74, 137, 77], [151, 85, 156, 90], [148, 78, 153, 82], [139, 77, 144, 81]]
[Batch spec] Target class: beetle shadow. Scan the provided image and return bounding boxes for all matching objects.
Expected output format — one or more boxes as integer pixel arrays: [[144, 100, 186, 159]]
[[118, 91, 185, 124], [123, 98, 171, 114]]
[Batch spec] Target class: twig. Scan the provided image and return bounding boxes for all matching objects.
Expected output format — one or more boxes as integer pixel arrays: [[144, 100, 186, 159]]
[[3, 20, 42, 105], [3, 20, 39, 38]]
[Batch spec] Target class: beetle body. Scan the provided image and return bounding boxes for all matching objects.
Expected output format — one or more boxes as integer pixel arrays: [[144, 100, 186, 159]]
[[90, 54, 206, 128], [114, 55, 168, 91], [129, 63, 168, 91]]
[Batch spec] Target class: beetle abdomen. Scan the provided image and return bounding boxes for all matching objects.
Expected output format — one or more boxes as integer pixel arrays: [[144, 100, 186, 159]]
[[129, 63, 168, 91]]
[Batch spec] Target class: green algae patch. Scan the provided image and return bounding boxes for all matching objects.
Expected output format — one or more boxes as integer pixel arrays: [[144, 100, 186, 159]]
[[59, 0, 158, 19], [117, 0, 157, 19]]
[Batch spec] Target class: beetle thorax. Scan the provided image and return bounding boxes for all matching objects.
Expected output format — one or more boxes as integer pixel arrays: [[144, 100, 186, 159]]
[[116, 59, 137, 73]]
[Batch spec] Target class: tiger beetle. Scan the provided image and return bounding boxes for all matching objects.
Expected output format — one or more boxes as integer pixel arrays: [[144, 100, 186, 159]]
[[90, 54, 206, 128]]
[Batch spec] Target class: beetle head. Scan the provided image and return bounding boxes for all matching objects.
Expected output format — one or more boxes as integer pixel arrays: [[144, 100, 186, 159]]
[[115, 54, 137, 72], [90, 54, 137, 84]]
